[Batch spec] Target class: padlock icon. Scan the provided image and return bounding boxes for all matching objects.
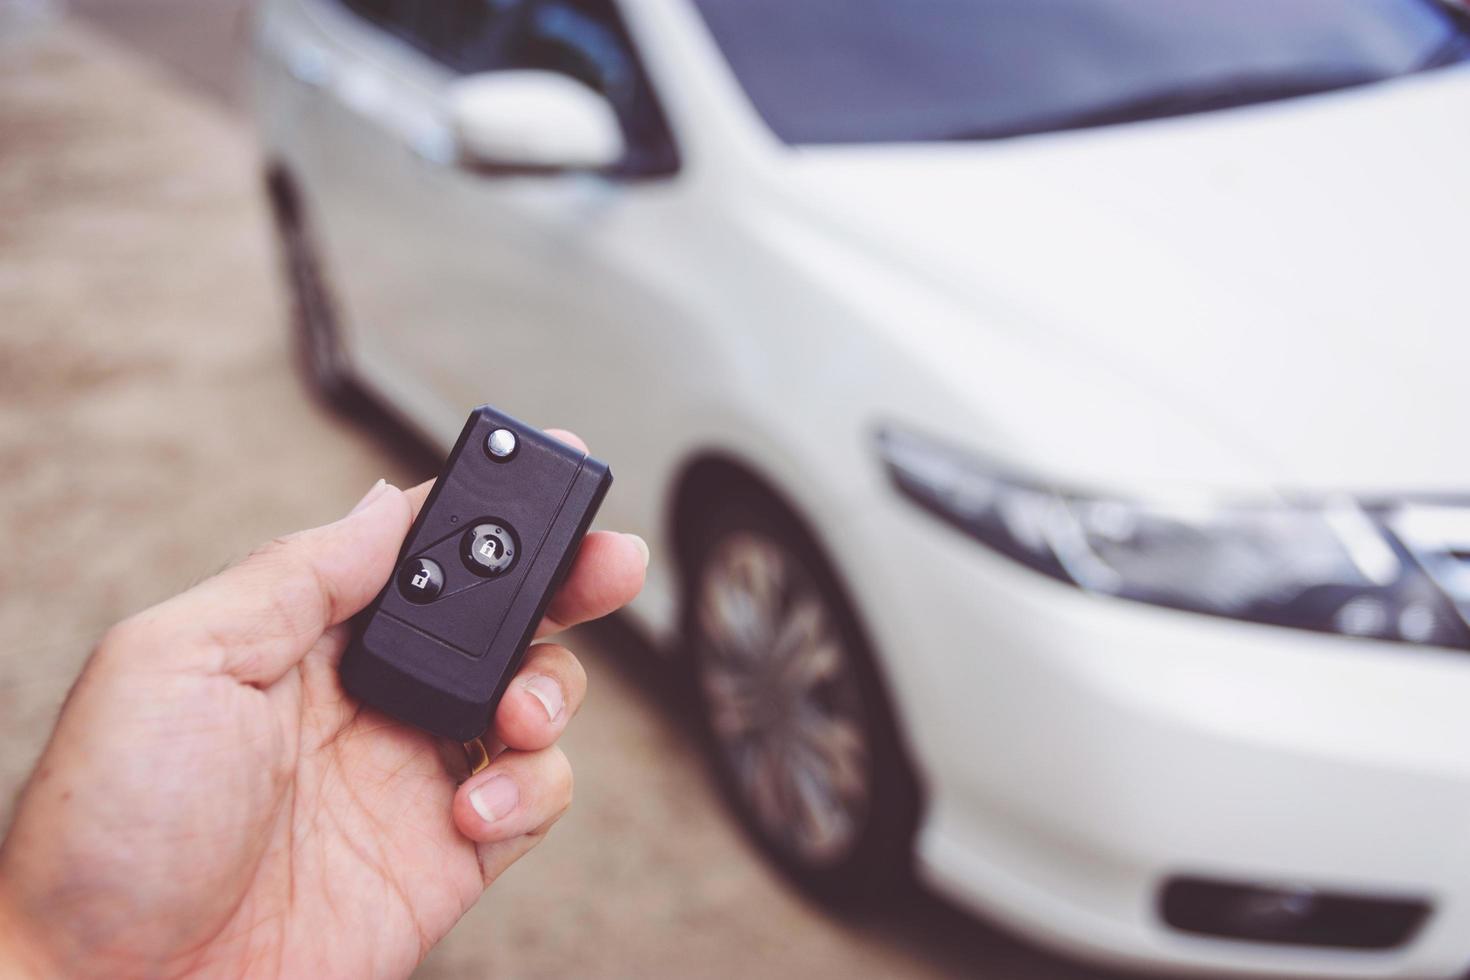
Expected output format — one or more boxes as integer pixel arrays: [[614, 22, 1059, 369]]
[[479, 538, 499, 561], [411, 569, 430, 589]]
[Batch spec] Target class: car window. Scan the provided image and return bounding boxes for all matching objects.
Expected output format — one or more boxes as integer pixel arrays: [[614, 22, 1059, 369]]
[[415, 0, 527, 74], [503, 0, 679, 176], [338, 0, 426, 46], [691, 0, 1470, 145], [339, 0, 398, 28], [336, 0, 678, 176]]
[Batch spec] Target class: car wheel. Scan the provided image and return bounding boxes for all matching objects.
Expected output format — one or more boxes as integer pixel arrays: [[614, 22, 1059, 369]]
[[263, 168, 359, 409], [682, 488, 921, 902]]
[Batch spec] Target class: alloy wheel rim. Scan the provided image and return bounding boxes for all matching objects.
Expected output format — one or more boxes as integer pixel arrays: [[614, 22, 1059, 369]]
[[694, 531, 871, 865]]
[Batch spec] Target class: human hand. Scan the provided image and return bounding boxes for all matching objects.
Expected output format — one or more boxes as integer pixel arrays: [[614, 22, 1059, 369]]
[[0, 431, 647, 979]]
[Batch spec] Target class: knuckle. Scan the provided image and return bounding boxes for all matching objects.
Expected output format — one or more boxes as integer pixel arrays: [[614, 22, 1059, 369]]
[[565, 648, 588, 693], [536, 643, 587, 695], [244, 535, 333, 637], [93, 613, 166, 669], [547, 746, 574, 813], [246, 533, 298, 566]]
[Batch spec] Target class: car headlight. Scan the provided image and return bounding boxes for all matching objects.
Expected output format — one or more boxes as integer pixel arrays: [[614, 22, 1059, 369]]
[[878, 427, 1469, 649]]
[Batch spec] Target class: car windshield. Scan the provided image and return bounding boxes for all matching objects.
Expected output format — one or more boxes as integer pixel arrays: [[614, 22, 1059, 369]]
[[690, 0, 1470, 144]]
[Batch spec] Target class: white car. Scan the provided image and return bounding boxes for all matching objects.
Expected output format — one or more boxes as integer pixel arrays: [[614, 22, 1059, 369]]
[[250, 0, 1470, 975]]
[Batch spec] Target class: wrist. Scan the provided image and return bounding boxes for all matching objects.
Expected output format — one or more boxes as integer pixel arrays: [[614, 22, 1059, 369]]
[[0, 880, 56, 979]]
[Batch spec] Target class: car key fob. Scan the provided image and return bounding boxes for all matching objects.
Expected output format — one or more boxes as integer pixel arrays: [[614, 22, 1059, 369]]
[[341, 405, 612, 741]]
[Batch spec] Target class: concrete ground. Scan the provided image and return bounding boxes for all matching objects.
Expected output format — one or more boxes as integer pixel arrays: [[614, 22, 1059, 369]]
[[0, 10, 1132, 980]]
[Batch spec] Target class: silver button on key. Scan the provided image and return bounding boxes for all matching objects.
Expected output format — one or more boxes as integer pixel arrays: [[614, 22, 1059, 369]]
[[486, 428, 518, 460]]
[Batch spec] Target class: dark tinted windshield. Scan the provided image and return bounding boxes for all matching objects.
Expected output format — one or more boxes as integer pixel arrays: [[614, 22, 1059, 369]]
[[691, 0, 1470, 144]]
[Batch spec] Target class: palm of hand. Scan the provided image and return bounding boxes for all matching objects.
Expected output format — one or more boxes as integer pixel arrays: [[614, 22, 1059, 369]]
[[12, 633, 475, 979], [207, 632, 484, 979], [0, 473, 642, 980]]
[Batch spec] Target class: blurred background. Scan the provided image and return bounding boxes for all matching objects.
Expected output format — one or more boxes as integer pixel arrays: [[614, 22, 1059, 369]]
[[6, 1, 1470, 978]]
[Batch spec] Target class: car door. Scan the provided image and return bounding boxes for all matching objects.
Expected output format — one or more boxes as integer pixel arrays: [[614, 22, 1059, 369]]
[[280, 0, 681, 441], [261, 0, 534, 432], [376, 0, 684, 441]]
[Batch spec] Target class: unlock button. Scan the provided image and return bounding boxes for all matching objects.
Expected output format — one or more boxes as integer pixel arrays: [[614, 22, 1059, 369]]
[[397, 557, 444, 604]]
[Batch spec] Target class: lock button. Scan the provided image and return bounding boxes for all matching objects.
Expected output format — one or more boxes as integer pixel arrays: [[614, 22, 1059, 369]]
[[462, 521, 519, 577], [397, 557, 444, 603]]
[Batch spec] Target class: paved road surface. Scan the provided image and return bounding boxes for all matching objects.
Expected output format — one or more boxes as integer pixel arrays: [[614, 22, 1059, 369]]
[[0, 11, 1134, 980]]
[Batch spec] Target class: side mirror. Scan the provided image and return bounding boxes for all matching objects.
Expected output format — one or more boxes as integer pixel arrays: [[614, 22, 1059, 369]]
[[447, 70, 626, 174]]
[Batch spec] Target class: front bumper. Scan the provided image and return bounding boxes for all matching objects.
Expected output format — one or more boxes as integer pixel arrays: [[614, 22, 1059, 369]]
[[845, 496, 1470, 978]]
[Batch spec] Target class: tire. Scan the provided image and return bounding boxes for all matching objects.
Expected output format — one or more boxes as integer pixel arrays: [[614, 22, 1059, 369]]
[[681, 485, 921, 903], [263, 167, 360, 410]]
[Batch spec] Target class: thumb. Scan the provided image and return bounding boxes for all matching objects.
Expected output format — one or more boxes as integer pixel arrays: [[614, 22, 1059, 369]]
[[114, 480, 413, 685]]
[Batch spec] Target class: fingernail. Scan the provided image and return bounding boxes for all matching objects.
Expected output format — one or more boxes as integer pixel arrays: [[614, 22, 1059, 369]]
[[522, 674, 565, 722], [469, 774, 519, 824], [349, 479, 388, 516], [625, 533, 650, 568]]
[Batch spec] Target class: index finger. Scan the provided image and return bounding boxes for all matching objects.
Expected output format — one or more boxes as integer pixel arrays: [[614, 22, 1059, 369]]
[[111, 481, 415, 685]]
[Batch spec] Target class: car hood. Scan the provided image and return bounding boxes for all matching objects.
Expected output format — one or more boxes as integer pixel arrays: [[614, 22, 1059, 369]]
[[780, 66, 1470, 496]]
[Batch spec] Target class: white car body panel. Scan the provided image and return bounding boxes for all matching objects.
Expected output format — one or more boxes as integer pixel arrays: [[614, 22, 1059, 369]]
[[252, 0, 1470, 973]]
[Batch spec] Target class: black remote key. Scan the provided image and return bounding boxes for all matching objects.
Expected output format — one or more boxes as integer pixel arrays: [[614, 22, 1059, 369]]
[[341, 405, 612, 741]]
